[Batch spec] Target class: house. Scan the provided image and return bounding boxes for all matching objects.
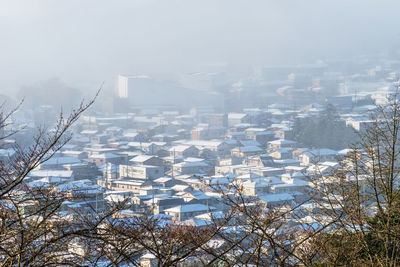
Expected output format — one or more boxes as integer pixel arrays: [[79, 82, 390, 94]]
[[119, 164, 164, 179], [181, 140, 233, 157], [228, 113, 249, 127], [244, 128, 275, 146], [63, 162, 100, 180], [28, 169, 74, 183], [153, 177, 181, 188], [86, 145, 119, 156], [190, 192, 226, 210], [225, 131, 246, 140], [207, 113, 228, 127], [104, 126, 123, 137], [152, 133, 179, 142], [128, 142, 166, 155], [270, 178, 309, 194], [180, 190, 216, 205], [107, 140, 129, 150], [171, 184, 193, 193], [162, 155, 184, 166], [244, 155, 274, 167], [168, 145, 199, 158], [56, 180, 104, 202], [216, 157, 243, 166], [238, 140, 261, 147], [241, 178, 271, 196], [268, 139, 297, 149], [62, 150, 88, 160], [269, 123, 294, 140], [70, 134, 90, 146], [248, 167, 285, 177], [172, 161, 209, 175], [144, 196, 185, 215], [299, 149, 338, 165], [130, 155, 164, 166], [292, 148, 309, 161], [163, 204, 216, 221], [89, 153, 122, 166], [272, 159, 301, 168], [122, 130, 146, 141], [139, 253, 157, 267], [230, 123, 254, 132], [91, 134, 110, 144], [215, 164, 249, 176], [306, 161, 339, 175], [284, 166, 306, 174], [80, 129, 97, 137], [231, 146, 264, 158], [215, 164, 284, 177], [39, 155, 81, 170], [132, 194, 156, 206], [258, 193, 295, 208], [191, 126, 226, 140], [181, 177, 207, 191], [268, 148, 294, 160], [346, 117, 374, 132], [110, 179, 145, 194]]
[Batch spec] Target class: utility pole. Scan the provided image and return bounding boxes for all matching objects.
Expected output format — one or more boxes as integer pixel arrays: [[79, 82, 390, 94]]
[[172, 148, 175, 178]]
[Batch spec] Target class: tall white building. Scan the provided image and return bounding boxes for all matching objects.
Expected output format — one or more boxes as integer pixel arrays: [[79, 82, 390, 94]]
[[117, 75, 129, 99]]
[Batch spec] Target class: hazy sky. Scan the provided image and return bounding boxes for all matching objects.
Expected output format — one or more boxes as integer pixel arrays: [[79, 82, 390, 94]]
[[1, 0, 400, 97]]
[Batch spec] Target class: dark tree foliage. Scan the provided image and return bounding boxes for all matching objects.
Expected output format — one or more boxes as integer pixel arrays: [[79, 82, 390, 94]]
[[292, 104, 358, 149]]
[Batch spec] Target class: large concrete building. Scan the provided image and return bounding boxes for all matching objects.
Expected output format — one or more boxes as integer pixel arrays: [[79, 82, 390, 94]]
[[115, 75, 224, 112]]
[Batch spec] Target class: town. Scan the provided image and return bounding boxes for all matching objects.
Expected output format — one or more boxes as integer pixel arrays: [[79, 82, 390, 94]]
[[2, 53, 400, 265]]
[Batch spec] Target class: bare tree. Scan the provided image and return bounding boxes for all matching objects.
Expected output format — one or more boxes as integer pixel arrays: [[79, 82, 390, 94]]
[[5, 86, 400, 266], [203, 178, 336, 267], [304, 89, 400, 266], [0, 91, 116, 266]]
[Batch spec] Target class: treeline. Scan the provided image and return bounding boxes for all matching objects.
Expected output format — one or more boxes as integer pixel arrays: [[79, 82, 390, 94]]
[[18, 78, 83, 109], [292, 104, 358, 149]]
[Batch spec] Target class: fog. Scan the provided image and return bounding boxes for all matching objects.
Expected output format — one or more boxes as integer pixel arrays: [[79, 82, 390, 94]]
[[1, 0, 400, 99]]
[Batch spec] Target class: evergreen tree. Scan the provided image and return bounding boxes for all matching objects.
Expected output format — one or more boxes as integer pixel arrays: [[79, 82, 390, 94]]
[[292, 104, 357, 149]]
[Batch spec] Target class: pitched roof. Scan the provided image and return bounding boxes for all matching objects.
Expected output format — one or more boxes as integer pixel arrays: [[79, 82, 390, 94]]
[[233, 146, 264, 153], [258, 193, 295, 203], [90, 153, 120, 159], [29, 170, 73, 178], [164, 204, 216, 213], [168, 145, 193, 152], [268, 139, 296, 145], [130, 155, 156, 163], [41, 156, 81, 166], [228, 113, 247, 119], [174, 161, 208, 168], [304, 149, 338, 157]]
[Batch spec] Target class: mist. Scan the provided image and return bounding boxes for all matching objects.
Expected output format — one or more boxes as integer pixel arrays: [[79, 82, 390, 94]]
[[3, 2, 400, 263], [0, 0, 400, 98]]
